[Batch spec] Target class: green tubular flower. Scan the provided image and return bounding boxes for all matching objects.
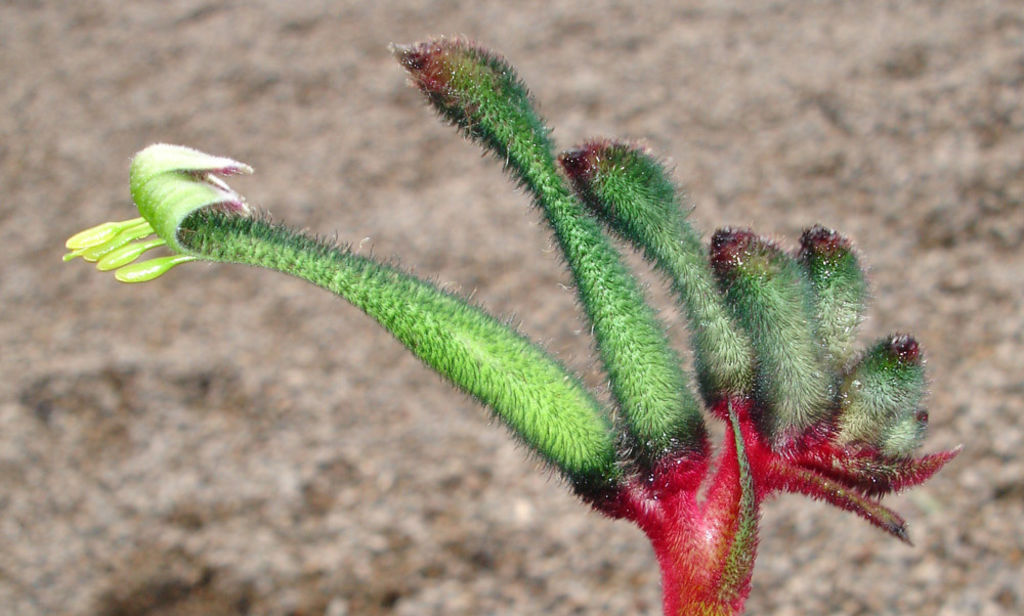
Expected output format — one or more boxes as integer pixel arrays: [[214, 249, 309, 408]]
[[128, 143, 253, 252], [64, 143, 621, 492], [559, 141, 755, 402], [393, 38, 707, 466], [799, 225, 868, 369], [835, 334, 928, 456], [710, 229, 833, 443]]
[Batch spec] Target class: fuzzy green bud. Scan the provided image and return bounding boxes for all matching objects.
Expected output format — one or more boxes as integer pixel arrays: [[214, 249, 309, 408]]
[[836, 334, 927, 456], [559, 141, 754, 402], [391, 38, 552, 184], [710, 229, 832, 443], [879, 408, 929, 459], [396, 39, 707, 465], [799, 225, 867, 369]]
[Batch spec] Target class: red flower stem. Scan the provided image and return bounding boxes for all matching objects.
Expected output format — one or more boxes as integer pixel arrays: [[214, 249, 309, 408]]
[[626, 399, 760, 616]]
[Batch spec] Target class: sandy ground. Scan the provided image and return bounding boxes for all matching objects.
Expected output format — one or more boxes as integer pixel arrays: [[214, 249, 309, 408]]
[[2, 1, 1022, 614]]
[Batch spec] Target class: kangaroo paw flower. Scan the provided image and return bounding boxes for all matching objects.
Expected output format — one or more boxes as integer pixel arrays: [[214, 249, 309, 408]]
[[64, 144, 252, 282], [64, 38, 961, 616]]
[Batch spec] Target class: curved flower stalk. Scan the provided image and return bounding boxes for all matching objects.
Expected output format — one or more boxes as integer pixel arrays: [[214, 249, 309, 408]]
[[66, 144, 621, 492], [65, 38, 959, 616]]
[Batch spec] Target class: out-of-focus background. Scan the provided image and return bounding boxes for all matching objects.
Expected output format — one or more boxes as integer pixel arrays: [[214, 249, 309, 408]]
[[2, 2, 1022, 614]]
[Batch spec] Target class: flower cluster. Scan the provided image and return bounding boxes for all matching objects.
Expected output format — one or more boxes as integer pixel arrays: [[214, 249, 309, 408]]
[[65, 38, 957, 616]]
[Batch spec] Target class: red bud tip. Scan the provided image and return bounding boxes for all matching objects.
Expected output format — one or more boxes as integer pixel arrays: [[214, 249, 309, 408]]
[[391, 40, 453, 94], [888, 334, 920, 363], [558, 147, 597, 183], [800, 224, 851, 258], [710, 227, 758, 277], [557, 139, 624, 183], [392, 38, 497, 98], [391, 42, 428, 71]]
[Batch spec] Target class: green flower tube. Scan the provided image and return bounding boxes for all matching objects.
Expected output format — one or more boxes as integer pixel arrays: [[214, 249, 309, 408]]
[[560, 141, 755, 402], [799, 225, 868, 370], [393, 38, 707, 466], [710, 229, 833, 444], [835, 334, 928, 456], [66, 144, 622, 493]]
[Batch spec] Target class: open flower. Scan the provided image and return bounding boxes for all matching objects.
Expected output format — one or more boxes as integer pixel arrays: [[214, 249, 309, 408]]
[[64, 144, 252, 282]]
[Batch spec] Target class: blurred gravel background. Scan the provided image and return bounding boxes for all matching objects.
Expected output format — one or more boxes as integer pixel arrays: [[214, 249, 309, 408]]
[[2, 1, 1022, 614]]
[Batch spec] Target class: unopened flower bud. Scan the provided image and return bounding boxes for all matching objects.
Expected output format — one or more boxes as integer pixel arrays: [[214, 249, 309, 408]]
[[836, 334, 927, 455], [799, 225, 867, 368]]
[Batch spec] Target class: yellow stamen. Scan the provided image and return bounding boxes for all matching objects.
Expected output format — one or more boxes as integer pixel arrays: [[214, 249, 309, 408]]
[[65, 217, 145, 250], [114, 255, 197, 283], [96, 238, 167, 271], [79, 220, 155, 262]]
